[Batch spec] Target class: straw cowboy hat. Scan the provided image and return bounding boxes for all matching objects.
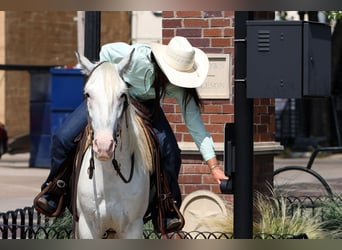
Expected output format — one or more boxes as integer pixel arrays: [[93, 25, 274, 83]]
[[150, 36, 209, 88]]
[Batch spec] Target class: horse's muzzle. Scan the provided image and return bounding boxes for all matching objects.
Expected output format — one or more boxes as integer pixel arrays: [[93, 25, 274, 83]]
[[93, 138, 115, 160]]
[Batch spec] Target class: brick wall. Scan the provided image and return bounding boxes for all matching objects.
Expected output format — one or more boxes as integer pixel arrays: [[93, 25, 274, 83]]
[[160, 11, 276, 201], [4, 11, 79, 138], [254, 98, 275, 142]]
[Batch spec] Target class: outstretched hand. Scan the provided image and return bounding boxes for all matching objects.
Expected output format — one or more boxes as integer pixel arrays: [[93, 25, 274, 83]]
[[211, 167, 229, 184], [206, 157, 229, 184]]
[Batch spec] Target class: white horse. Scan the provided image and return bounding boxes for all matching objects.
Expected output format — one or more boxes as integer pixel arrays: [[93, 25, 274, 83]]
[[74, 52, 153, 239]]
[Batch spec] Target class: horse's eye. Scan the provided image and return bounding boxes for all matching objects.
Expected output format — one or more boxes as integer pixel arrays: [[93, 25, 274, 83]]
[[84, 92, 90, 98], [120, 93, 127, 101]]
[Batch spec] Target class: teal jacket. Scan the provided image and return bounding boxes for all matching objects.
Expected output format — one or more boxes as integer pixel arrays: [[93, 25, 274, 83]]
[[99, 42, 216, 161]]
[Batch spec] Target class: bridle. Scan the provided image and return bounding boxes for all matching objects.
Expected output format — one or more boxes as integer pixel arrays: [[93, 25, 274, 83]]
[[87, 95, 135, 183]]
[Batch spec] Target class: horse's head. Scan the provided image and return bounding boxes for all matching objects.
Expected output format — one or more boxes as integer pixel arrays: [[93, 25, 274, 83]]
[[76, 52, 133, 160]]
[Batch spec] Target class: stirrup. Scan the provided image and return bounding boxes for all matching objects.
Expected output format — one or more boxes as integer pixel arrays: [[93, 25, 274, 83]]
[[33, 180, 66, 217]]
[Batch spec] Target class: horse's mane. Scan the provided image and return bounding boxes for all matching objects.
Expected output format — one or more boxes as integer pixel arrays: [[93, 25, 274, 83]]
[[125, 97, 154, 173]]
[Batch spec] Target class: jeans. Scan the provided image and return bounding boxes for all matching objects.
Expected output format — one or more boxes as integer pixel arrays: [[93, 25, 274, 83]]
[[43, 101, 88, 187], [144, 101, 182, 209], [42, 99, 182, 209]]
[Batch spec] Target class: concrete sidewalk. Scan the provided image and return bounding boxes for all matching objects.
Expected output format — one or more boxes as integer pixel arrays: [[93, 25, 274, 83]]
[[0, 152, 49, 213], [274, 152, 342, 196], [0, 150, 342, 213]]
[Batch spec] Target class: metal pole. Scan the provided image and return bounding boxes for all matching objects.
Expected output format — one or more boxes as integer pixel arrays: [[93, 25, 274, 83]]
[[233, 11, 254, 239], [84, 11, 101, 61], [75, 11, 85, 56]]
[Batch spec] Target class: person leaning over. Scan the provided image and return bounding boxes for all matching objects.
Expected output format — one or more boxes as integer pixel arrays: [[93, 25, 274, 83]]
[[35, 36, 229, 231]]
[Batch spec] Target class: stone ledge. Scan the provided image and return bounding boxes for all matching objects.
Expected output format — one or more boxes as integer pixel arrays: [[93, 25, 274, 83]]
[[178, 141, 284, 156]]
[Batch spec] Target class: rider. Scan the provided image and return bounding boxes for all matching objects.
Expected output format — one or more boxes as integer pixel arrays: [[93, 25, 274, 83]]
[[35, 36, 229, 231]]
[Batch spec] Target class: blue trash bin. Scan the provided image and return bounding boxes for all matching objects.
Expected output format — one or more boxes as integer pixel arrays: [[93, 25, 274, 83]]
[[29, 68, 84, 168], [29, 70, 51, 168], [50, 68, 85, 134]]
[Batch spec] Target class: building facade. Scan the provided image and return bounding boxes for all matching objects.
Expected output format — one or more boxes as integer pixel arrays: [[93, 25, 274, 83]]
[[0, 11, 280, 203], [0, 11, 131, 138]]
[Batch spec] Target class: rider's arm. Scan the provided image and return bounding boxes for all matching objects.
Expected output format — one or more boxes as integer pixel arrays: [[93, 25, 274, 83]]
[[165, 85, 216, 161]]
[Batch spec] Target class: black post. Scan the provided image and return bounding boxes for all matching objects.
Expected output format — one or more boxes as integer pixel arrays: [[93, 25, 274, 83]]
[[233, 11, 255, 239], [84, 11, 101, 61]]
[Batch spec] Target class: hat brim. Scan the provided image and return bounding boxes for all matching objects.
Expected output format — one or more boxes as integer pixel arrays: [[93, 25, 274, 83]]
[[150, 43, 209, 88]]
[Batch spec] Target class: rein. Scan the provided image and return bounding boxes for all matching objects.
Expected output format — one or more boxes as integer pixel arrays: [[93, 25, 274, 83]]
[[88, 135, 135, 184], [112, 154, 135, 183], [88, 150, 95, 179]]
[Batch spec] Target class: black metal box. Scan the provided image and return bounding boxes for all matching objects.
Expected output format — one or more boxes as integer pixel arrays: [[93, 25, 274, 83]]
[[246, 20, 331, 98]]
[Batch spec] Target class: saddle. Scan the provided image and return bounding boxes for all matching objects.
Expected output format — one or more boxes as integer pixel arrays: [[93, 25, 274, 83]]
[[131, 98, 185, 233], [134, 101, 185, 234]]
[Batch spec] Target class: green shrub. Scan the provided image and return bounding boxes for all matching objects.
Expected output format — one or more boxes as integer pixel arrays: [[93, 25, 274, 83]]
[[254, 192, 329, 239], [320, 195, 342, 238], [198, 191, 341, 239]]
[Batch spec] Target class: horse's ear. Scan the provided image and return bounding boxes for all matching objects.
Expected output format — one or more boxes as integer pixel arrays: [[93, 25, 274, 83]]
[[75, 51, 96, 75], [117, 48, 135, 76]]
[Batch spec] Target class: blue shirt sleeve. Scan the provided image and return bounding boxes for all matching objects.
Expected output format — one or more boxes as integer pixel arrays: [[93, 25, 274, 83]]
[[166, 85, 216, 161]]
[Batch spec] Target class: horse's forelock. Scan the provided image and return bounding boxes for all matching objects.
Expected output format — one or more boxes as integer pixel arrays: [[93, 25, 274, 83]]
[[86, 61, 126, 91], [86, 62, 128, 106]]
